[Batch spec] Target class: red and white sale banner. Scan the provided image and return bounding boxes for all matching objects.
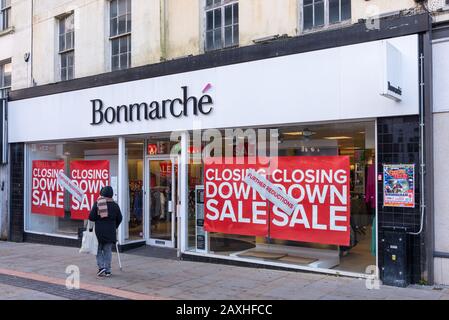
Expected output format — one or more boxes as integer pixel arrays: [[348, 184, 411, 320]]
[[31, 160, 65, 217], [70, 160, 110, 220], [269, 156, 350, 246], [204, 158, 270, 237], [204, 156, 351, 246]]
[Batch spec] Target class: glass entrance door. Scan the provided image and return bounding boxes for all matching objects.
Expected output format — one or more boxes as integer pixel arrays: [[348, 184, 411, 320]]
[[147, 157, 177, 248]]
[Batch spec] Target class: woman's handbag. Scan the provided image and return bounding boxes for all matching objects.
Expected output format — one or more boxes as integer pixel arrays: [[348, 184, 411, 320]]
[[79, 221, 98, 255]]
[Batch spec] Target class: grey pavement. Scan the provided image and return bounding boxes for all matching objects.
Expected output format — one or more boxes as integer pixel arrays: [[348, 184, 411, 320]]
[[0, 241, 448, 300]]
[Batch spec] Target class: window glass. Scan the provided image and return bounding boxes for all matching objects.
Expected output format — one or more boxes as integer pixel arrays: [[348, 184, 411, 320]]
[[329, 0, 340, 24], [206, 10, 214, 31], [341, 0, 351, 21], [214, 8, 221, 28], [303, 4, 313, 30], [187, 121, 377, 274], [125, 139, 144, 242], [205, 1, 238, 51], [0, 0, 11, 30], [26, 140, 118, 238], [224, 5, 232, 26], [2, 62, 11, 87], [315, 1, 325, 27]]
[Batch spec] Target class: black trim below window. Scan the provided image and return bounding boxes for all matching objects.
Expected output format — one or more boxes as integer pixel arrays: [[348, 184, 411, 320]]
[[9, 13, 430, 102]]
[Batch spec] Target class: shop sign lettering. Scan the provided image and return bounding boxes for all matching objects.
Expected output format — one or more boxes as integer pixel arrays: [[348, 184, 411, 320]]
[[90, 86, 213, 125]]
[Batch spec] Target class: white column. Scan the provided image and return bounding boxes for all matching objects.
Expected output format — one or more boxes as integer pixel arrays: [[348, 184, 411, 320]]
[[179, 131, 189, 253], [118, 137, 126, 245]]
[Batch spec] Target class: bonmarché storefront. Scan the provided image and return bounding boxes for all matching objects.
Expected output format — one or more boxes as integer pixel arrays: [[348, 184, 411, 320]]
[[7, 17, 433, 286]]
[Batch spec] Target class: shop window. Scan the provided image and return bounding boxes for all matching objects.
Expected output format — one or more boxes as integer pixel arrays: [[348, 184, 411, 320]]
[[187, 121, 377, 274], [125, 139, 144, 242], [205, 0, 239, 52], [0, 60, 11, 98], [26, 140, 118, 238], [58, 13, 75, 81], [302, 0, 351, 32], [0, 0, 11, 31], [110, 0, 131, 71]]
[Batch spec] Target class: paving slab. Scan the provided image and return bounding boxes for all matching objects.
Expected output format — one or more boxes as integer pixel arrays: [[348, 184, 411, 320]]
[[0, 241, 447, 300]]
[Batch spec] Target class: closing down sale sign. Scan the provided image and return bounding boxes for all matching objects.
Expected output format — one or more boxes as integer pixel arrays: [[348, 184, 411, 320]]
[[204, 156, 351, 246]]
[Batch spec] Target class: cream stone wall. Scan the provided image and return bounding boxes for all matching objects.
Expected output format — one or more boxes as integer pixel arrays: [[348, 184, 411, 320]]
[[351, 0, 418, 23], [239, 0, 298, 45], [132, 0, 161, 67], [9, 0, 31, 90], [165, 0, 200, 59]]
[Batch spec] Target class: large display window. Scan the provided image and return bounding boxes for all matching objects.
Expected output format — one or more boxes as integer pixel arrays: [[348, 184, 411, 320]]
[[25, 139, 118, 238], [186, 121, 377, 275]]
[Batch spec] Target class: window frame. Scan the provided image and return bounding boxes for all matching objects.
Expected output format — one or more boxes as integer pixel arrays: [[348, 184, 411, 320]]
[[0, 60, 11, 98], [204, 0, 239, 52], [109, 0, 132, 71], [58, 13, 75, 81], [301, 0, 351, 33], [0, 0, 11, 31]]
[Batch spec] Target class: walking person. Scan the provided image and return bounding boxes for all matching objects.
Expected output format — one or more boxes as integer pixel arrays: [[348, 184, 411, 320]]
[[89, 186, 123, 277]]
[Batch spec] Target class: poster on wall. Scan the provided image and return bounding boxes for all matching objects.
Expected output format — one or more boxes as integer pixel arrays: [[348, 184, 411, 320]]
[[31, 160, 65, 217], [70, 160, 110, 220], [204, 156, 351, 246], [383, 164, 415, 208]]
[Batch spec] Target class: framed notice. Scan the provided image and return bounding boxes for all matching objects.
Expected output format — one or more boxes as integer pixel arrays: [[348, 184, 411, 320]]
[[383, 164, 415, 208]]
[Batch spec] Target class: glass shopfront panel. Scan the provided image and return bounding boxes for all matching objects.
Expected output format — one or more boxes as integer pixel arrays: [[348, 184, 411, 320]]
[[25, 139, 118, 238], [125, 139, 144, 242], [186, 121, 377, 274]]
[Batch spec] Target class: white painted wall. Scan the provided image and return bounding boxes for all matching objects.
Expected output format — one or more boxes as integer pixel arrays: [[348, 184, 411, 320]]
[[433, 38, 449, 286], [8, 35, 419, 143]]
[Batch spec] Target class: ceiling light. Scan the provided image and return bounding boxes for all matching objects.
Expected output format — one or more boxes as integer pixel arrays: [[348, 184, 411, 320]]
[[283, 132, 304, 136], [324, 136, 352, 140]]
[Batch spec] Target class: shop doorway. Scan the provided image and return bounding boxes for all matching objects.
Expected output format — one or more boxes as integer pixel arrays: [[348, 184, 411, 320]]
[[146, 156, 178, 248]]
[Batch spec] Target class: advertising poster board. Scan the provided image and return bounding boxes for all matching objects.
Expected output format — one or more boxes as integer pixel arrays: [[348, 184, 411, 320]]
[[383, 164, 415, 208]]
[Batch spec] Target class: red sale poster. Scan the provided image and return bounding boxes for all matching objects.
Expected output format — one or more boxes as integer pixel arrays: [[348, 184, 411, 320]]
[[31, 160, 65, 217], [269, 156, 351, 246], [70, 160, 110, 220], [204, 158, 270, 237], [204, 156, 351, 246]]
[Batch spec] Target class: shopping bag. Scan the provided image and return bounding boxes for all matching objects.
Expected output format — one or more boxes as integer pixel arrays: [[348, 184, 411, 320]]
[[79, 221, 98, 255]]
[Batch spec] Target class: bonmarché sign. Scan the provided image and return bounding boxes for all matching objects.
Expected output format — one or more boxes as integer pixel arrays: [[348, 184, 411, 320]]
[[90, 86, 213, 125]]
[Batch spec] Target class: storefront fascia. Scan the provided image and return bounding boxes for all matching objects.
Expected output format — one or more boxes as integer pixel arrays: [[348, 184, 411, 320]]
[[9, 34, 420, 278]]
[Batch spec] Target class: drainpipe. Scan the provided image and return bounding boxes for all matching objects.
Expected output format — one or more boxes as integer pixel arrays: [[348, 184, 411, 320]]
[[408, 53, 425, 236], [407, 26, 434, 285], [160, 0, 167, 61], [30, 0, 34, 86]]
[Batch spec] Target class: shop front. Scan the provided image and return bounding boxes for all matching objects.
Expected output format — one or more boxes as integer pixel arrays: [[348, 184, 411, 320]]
[[8, 32, 427, 282]]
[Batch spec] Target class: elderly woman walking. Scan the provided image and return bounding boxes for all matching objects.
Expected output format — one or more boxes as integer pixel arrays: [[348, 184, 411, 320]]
[[89, 186, 123, 277]]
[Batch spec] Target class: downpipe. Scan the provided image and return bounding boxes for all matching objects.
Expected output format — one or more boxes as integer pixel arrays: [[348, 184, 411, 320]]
[[408, 52, 426, 236]]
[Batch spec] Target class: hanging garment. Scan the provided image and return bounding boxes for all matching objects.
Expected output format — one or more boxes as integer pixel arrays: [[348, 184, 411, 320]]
[[160, 192, 166, 219], [133, 190, 143, 222], [151, 190, 162, 218], [365, 164, 376, 209]]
